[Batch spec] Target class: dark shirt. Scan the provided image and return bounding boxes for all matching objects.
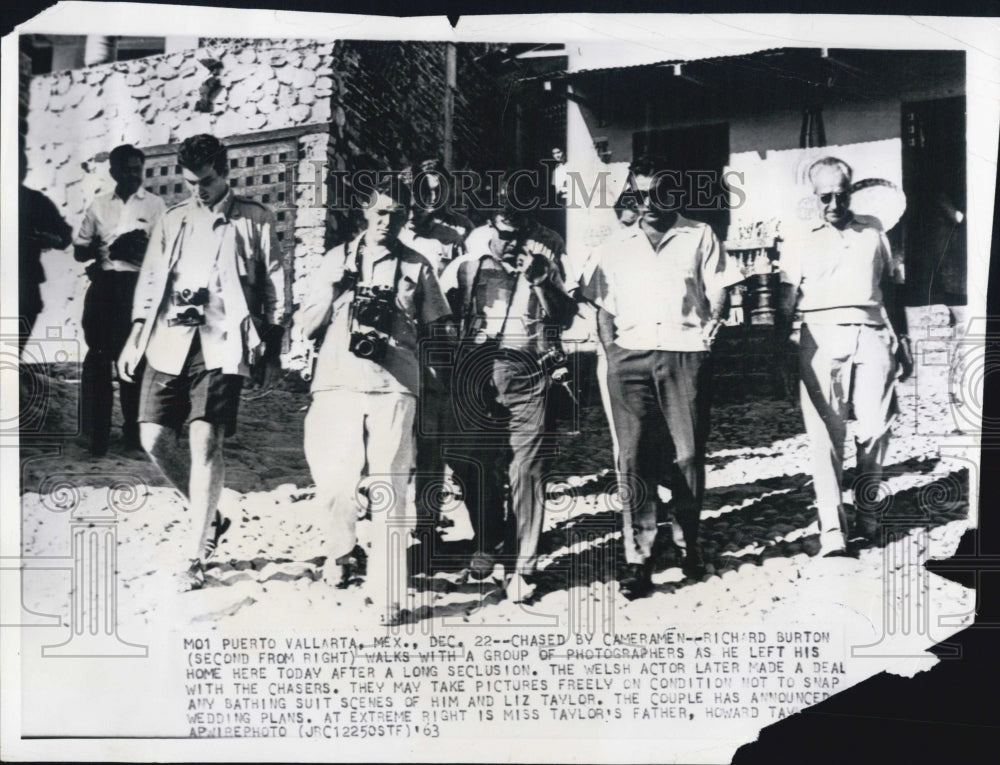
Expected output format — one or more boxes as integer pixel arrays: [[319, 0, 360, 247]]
[[19, 185, 71, 297]]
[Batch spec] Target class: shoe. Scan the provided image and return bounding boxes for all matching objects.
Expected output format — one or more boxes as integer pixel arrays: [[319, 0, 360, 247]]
[[177, 559, 205, 593], [681, 545, 707, 579], [852, 512, 880, 543], [203, 511, 232, 560], [381, 602, 414, 627], [332, 550, 364, 589], [618, 562, 653, 600], [352, 544, 368, 578], [468, 551, 498, 581], [505, 573, 536, 603]]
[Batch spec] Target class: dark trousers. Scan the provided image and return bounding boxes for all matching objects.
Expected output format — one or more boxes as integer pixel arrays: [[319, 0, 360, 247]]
[[81, 270, 142, 450], [493, 354, 555, 576], [449, 346, 554, 573], [605, 346, 712, 565]]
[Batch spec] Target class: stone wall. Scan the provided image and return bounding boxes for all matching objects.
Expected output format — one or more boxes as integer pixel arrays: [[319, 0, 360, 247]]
[[23, 38, 334, 365], [23, 38, 518, 374]]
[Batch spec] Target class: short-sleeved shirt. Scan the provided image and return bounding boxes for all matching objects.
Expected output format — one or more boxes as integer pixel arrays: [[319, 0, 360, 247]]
[[398, 218, 466, 276], [779, 213, 901, 325], [74, 187, 166, 273], [308, 236, 451, 396], [582, 215, 736, 352]]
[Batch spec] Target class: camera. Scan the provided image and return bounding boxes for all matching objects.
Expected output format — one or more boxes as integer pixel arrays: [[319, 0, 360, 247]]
[[167, 287, 210, 327], [538, 346, 567, 376], [349, 285, 395, 362]]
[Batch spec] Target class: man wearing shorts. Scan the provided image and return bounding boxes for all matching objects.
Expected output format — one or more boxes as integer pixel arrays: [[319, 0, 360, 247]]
[[119, 134, 286, 588]]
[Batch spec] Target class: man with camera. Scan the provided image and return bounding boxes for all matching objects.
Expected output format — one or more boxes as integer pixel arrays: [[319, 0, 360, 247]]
[[777, 157, 913, 556], [583, 156, 736, 600], [298, 175, 452, 625], [441, 197, 577, 602], [73, 144, 166, 456], [118, 134, 287, 588]]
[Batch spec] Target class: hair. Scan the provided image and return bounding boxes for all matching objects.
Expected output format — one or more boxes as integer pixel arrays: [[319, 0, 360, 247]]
[[808, 156, 853, 185], [364, 172, 411, 209], [178, 134, 228, 175], [409, 158, 451, 209], [109, 143, 145, 169], [628, 153, 670, 178]]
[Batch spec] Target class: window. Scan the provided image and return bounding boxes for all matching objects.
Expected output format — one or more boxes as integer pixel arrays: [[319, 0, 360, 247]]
[[277, 191, 285, 202], [278, 172, 285, 182], [159, 185, 167, 194], [262, 194, 270, 203], [230, 178, 238, 187], [174, 183, 182, 193], [145, 168, 153, 178], [230, 158, 239, 169], [245, 176, 254, 186], [279, 152, 287, 162], [277, 231, 284, 241], [160, 166, 168, 176], [277, 211, 286, 222], [263, 154, 271, 164], [262, 174, 270, 183], [246, 156, 255, 167]]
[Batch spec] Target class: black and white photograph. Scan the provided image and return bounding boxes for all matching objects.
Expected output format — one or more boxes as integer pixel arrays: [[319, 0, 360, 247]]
[[1, 4, 998, 763]]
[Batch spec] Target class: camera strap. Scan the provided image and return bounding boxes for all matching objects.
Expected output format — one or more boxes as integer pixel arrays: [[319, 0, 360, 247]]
[[353, 237, 403, 291]]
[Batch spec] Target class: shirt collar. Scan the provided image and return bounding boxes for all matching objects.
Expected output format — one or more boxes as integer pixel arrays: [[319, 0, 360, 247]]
[[213, 191, 236, 220], [811, 212, 858, 233], [627, 213, 698, 249], [113, 186, 147, 203]]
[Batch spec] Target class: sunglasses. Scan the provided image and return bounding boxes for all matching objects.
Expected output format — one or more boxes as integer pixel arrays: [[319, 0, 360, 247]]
[[818, 191, 851, 204]]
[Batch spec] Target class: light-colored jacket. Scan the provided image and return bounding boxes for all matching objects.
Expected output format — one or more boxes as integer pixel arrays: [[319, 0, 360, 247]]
[[131, 193, 287, 371]]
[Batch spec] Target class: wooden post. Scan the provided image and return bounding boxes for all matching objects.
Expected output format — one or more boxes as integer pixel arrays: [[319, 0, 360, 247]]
[[444, 43, 457, 170]]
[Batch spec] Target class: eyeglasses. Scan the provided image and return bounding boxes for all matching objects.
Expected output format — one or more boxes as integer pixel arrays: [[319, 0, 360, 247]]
[[818, 191, 851, 204]]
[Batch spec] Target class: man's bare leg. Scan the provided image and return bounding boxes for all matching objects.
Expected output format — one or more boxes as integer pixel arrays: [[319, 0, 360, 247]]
[[141, 420, 226, 559], [140, 421, 191, 499], [189, 420, 227, 559]]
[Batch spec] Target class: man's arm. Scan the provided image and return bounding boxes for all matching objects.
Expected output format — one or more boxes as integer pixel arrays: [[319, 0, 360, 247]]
[[595, 305, 617, 349], [32, 192, 73, 251], [880, 233, 913, 381], [296, 246, 346, 341], [524, 255, 578, 330], [119, 215, 168, 382], [73, 203, 100, 262]]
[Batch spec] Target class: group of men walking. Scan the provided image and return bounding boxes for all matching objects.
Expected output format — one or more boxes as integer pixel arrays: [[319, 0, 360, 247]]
[[19, 136, 914, 624]]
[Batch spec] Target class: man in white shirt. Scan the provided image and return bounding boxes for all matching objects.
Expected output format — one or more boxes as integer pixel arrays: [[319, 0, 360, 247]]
[[297, 175, 452, 625], [73, 144, 165, 455], [118, 134, 286, 588], [778, 156, 913, 556], [584, 156, 738, 598]]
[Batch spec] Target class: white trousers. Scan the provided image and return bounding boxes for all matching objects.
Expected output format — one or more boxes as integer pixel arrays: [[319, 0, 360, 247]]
[[799, 323, 897, 541], [304, 390, 416, 603]]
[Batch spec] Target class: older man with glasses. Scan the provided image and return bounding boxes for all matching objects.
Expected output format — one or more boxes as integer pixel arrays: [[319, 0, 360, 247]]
[[777, 156, 913, 557]]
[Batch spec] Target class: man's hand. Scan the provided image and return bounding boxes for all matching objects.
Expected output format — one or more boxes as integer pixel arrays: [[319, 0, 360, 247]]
[[896, 336, 914, 383], [522, 239, 556, 263], [118, 322, 145, 383], [249, 325, 284, 389], [702, 318, 722, 349], [518, 252, 552, 286]]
